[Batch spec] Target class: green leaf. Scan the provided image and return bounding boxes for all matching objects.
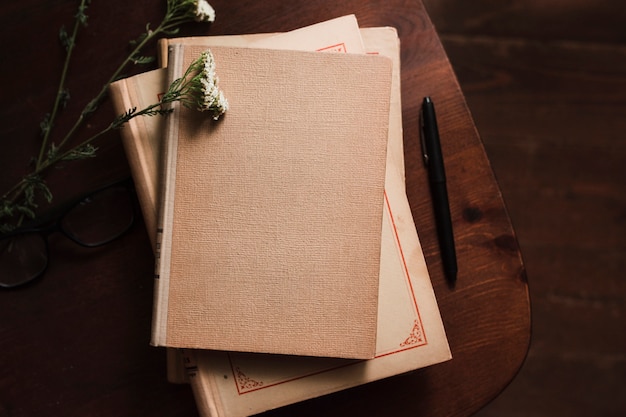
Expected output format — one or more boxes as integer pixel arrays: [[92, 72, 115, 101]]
[[0, 199, 14, 217], [47, 143, 59, 161], [129, 31, 148, 46], [59, 89, 71, 108], [162, 27, 180, 36], [75, 2, 90, 26], [23, 175, 53, 206], [131, 55, 156, 65], [59, 25, 73, 51], [0, 223, 16, 234], [62, 144, 98, 161], [14, 204, 36, 219], [40, 113, 51, 137]]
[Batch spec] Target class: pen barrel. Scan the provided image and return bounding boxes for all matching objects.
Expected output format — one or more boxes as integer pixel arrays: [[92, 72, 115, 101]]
[[421, 101, 446, 183], [429, 180, 458, 279], [422, 96, 457, 283]]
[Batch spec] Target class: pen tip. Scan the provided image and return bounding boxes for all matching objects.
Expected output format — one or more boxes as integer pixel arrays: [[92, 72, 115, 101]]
[[424, 96, 432, 104], [447, 268, 457, 289]]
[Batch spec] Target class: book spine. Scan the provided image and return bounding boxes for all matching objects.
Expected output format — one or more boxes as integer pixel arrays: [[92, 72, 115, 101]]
[[166, 348, 190, 384], [181, 350, 224, 417], [156, 38, 190, 385], [157, 38, 170, 68], [151, 43, 184, 346], [109, 78, 159, 253]]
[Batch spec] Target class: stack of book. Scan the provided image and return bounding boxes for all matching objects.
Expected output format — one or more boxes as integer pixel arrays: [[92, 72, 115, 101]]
[[109, 15, 451, 417]]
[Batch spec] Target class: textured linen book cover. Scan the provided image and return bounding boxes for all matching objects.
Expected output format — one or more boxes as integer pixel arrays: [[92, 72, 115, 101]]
[[152, 45, 393, 359], [116, 15, 370, 381]]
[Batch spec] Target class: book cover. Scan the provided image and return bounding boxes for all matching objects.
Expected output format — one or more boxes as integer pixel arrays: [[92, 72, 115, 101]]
[[113, 14, 369, 380], [152, 44, 393, 359]]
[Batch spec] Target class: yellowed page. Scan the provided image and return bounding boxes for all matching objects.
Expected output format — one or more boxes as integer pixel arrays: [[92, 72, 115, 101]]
[[250, 14, 364, 53]]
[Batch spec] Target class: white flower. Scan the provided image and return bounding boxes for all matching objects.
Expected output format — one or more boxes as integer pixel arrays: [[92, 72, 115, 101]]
[[195, 0, 216, 23], [198, 51, 228, 118], [167, 49, 228, 120]]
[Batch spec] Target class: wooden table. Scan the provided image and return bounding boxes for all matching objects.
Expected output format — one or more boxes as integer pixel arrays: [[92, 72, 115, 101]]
[[0, 1, 530, 416]]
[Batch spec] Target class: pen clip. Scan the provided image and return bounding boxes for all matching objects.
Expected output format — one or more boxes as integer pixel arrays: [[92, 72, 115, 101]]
[[419, 104, 430, 167]]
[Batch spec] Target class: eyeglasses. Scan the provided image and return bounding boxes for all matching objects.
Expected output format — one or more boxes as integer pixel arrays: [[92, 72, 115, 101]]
[[0, 178, 135, 289]]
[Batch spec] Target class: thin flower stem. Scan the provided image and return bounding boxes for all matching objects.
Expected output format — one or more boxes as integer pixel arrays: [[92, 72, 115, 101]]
[[36, 0, 205, 170], [47, 0, 198, 160], [36, 0, 90, 169], [54, 24, 167, 154], [6, 101, 172, 205], [1, 182, 28, 209], [6, 23, 171, 203]]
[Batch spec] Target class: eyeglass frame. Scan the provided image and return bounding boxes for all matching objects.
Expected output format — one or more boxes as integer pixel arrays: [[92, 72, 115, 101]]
[[0, 177, 136, 289]]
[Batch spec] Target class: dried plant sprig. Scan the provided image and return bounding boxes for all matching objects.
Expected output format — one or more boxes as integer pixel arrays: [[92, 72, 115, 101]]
[[1, 1, 218, 233], [37, 0, 93, 168], [40, 0, 218, 165]]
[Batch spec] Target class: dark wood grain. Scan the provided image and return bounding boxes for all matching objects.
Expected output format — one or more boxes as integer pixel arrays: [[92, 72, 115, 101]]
[[423, 0, 626, 44], [419, 1, 626, 416], [0, 1, 530, 416], [456, 39, 626, 416]]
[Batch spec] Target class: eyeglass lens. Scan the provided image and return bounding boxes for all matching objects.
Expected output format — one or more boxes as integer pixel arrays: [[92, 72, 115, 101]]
[[0, 181, 134, 288], [62, 185, 134, 247], [0, 233, 48, 288]]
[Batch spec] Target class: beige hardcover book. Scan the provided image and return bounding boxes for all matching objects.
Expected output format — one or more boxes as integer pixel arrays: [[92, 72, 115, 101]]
[[152, 44, 392, 359], [110, 26, 451, 417], [115, 15, 369, 381]]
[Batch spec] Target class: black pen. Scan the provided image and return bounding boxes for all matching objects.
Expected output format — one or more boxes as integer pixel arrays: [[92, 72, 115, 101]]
[[420, 96, 458, 286]]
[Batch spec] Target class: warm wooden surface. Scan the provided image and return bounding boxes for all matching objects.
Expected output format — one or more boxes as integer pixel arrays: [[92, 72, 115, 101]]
[[0, 1, 531, 416], [423, 1, 626, 416]]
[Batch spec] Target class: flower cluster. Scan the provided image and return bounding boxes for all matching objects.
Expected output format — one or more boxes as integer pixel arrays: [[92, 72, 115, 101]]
[[178, 50, 229, 120], [197, 50, 229, 117], [195, 0, 216, 22], [167, 0, 216, 24]]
